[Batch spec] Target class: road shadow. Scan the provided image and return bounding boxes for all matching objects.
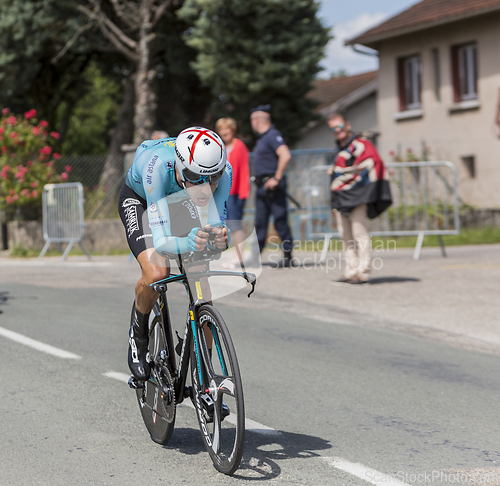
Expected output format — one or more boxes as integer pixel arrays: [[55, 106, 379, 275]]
[[0, 291, 10, 314], [165, 427, 331, 480], [368, 276, 420, 284], [261, 261, 317, 269]]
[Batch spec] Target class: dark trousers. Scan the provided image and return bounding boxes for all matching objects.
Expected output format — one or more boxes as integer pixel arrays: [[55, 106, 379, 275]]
[[254, 179, 293, 253]]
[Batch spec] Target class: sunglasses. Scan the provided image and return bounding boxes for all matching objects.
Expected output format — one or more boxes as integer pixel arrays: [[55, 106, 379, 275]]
[[330, 123, 346, 131], [183, 167, 224, 185]]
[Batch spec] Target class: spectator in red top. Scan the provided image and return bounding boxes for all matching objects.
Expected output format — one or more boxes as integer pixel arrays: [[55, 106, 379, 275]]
[[215, 117, 250, 264]]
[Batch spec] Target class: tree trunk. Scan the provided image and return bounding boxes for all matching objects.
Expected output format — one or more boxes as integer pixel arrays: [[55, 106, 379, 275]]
[[133, 0, 157, 145], [99, 74, 135, 190]]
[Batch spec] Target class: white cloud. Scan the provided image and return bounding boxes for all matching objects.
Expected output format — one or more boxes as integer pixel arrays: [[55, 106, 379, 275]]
[[319, 12, 389, 77]]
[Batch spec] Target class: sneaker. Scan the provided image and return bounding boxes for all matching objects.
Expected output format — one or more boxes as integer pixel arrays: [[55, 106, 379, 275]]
[[198, 392, 230, 423], [274, 257, 292, 268], [273, 251, 297, 268], [128, 328, 151, 382]]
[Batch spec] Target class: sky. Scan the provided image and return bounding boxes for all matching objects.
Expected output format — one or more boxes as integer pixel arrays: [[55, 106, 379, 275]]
[[317, 0, 420, 77]]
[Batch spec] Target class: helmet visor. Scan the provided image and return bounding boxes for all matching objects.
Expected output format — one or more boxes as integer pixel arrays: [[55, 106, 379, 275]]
[[182, 167, 224, 185]]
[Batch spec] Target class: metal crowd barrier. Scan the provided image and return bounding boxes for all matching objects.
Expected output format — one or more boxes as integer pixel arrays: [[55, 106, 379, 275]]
[[39, 182, 90, 261], [305, 161, 460, 261]]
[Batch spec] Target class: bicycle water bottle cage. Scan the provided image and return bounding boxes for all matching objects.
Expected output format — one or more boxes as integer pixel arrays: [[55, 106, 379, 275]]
[[175, 330, 183, 357]]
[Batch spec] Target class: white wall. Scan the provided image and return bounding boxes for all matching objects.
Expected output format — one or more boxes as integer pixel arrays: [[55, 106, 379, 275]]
[[293, 92, 378, 151], [376, 12, 500, 207]]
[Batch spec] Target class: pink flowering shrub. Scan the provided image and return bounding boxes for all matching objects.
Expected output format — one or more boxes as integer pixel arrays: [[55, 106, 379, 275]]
[[0, 108, 70, 221], [389, 146, 431, 163]]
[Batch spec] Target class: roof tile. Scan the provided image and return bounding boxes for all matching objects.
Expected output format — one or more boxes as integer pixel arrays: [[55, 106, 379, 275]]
[[309, 71, 377, 112], [348, 0, 500, 46]]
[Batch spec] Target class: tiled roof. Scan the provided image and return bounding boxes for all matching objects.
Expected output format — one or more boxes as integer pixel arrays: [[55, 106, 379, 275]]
[[309, 71, 378, 113], [347, 0, 500, 47]]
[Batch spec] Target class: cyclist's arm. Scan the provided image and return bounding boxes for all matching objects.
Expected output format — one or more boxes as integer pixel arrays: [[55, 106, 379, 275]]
[[207, 164, 232, 248]]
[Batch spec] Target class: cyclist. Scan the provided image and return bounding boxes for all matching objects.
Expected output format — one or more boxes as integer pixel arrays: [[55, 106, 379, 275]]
[[118, 127, 232, 382]]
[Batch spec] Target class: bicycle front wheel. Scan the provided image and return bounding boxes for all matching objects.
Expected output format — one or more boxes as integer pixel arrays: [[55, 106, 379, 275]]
[[190, 304, 245, 475], [136, 298, 176, 444]]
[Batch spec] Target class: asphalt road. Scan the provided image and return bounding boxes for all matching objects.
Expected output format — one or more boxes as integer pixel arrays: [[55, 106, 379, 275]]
[[0, 259, 499, 485]]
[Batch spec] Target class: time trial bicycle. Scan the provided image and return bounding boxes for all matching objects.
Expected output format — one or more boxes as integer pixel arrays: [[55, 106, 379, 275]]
[[128, 243, 256, 475]]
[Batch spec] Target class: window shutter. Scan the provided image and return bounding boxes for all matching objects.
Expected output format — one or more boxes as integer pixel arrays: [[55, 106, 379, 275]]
[[397, 58, 406, 111], [451, 45, 460, 102]]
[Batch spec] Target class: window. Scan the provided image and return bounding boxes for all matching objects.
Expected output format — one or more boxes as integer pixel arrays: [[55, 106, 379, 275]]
[[462, 155, 476, 178], [432, 48, 441, 101], [451, 42, 477, 102], [397, 55, 422, 111]]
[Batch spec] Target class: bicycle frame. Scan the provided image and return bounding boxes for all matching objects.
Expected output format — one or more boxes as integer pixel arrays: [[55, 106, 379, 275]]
[[151, 254, 256, 405]]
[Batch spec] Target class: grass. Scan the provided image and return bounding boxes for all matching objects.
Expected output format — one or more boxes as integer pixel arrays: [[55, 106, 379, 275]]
[[8, 245, 130, 258], [373, 226, 500, 249], [7, 226, 500, 258], [293, 225, 500, 252]]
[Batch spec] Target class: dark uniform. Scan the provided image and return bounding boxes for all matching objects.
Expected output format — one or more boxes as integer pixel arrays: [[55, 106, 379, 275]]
[[253, 125, 293, 254]]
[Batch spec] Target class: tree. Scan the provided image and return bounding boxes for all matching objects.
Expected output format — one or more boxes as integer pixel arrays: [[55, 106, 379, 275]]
[[75, 0, 180, 144], [59, 62, 123, 155], [73, 0, 210, 191], [178, 0, 331, 143], [0, 0, 95, 134]]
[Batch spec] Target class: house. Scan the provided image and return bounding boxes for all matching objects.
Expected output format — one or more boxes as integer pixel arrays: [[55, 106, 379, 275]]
[[293, 71, 378, 151], [347, 0, 500, 208]]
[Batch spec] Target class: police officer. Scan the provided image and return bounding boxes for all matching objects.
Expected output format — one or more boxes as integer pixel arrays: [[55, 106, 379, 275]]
[[249, 105, 294, 268]]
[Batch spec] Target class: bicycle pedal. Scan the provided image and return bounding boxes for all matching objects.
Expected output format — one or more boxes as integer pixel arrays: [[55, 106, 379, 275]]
[[128, 375, 145, 389]]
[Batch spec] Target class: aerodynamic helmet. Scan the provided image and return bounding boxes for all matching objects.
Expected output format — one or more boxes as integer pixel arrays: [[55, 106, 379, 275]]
[[174, 127, 227, 185]]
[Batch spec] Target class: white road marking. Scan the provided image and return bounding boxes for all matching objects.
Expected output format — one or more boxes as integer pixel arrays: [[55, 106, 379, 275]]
[[0, 326, 81, 359], [0, 260, 113, 267], [103, 371, 130, 382], [104, 373, 408, 483], [104, 370, 280, 435], [322, 457, 412, 486]]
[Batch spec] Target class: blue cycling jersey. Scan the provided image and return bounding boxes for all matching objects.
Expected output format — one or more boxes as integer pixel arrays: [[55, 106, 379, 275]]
[[125, 137, 232, 255]]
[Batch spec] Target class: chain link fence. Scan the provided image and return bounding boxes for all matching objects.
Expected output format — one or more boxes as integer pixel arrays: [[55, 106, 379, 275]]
[[59, 154, 127, 219], [246, 149, 336, 240], [60, 150, 335, 238], [56, 151, 461, 258]]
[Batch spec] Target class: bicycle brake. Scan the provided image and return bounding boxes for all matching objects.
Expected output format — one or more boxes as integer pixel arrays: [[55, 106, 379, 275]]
[[243, 272, 257, 297]]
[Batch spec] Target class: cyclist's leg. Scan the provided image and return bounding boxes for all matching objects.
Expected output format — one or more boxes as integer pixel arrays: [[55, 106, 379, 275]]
[[135, 248, 170, 314], [127, 249, 171, 381], [254, 185, 271, 253], [119, 183, 168, 380]]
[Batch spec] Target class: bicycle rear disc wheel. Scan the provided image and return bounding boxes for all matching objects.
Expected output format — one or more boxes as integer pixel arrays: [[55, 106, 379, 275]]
[[191, 304, 245, 475], [136, 299, 176, 444]]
